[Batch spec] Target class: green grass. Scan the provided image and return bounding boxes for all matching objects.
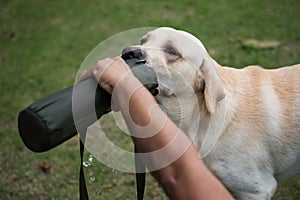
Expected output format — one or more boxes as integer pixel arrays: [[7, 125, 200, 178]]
[[0, 0, 299, 199]]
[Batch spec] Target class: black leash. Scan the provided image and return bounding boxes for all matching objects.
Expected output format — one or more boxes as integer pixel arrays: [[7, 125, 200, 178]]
[[79, 130, 146, 200], [79, 128, 89, 200], [135, 147, 146, 200]]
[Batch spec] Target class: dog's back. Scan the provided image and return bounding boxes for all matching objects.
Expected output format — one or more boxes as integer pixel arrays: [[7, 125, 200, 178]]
[[220, 63, 300, 182], [268, 64, 300, 181]]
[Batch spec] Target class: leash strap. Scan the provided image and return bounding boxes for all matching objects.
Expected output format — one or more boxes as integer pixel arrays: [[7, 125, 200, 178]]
[[79, 131, 146, 200], [135, 147, 146, 200], [79, 129, 89, 200]]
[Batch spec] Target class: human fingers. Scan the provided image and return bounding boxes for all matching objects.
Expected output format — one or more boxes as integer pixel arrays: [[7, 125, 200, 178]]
[[92, 57, 133, 93], [77, 57, 116, 83], [77, 70, 93, 83]]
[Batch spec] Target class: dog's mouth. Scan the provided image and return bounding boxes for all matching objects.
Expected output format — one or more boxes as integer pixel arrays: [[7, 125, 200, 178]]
[[121, 47, 159, 96]]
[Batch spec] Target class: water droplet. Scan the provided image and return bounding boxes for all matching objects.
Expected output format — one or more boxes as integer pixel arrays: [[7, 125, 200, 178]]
[[95, 189, 102, 196], [88, 155, 93, 163], [83, 161, 90, 167], [89, 171, 95, 181], [90, 176, 95, 181], [83, 154, 93, 167]]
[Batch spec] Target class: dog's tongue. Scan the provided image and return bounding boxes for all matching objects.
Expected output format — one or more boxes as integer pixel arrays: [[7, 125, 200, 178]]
[[124, 58, 159, 96]]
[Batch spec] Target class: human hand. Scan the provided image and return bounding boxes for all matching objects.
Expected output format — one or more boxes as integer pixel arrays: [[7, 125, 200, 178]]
[[77, 56, 134, 94]]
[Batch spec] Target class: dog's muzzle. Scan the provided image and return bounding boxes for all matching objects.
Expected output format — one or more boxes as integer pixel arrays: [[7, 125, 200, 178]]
[[121, 46, 159, 96], [122, 46, 145, 61]]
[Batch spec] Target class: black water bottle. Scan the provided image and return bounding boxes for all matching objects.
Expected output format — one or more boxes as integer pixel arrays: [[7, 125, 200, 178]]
[[18, 58, 158, 152]]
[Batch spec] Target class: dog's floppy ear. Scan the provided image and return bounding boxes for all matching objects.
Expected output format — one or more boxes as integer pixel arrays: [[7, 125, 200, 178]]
[[199, 58, 225, 113]]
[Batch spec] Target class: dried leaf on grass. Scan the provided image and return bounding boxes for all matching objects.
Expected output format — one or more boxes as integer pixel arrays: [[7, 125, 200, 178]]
[[37, 162, 51, 173], [241, 39, 280, 50]]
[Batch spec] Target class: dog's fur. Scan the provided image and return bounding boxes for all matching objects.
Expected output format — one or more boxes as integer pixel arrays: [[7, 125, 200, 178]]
[[123, 27, 300, 199]]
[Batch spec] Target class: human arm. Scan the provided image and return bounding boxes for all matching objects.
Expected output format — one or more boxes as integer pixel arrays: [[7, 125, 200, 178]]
[[78, 57, 234, 200]]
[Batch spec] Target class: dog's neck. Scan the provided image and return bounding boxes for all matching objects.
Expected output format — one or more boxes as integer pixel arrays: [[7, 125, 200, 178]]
[[186, 59, 236, 158], [192, 98, 229, 158]]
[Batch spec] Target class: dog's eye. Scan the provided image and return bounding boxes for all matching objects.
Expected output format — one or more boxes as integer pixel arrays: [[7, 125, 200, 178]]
[[140, 36, 148, 45], [164, 45, 181, 58]]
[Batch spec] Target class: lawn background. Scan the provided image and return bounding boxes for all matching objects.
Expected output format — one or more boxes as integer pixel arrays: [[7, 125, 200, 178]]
[[0, 0, 299, 199]]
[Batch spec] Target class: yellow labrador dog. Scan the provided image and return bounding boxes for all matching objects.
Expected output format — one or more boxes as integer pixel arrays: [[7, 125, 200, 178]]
[[122, 27, 300, 199]]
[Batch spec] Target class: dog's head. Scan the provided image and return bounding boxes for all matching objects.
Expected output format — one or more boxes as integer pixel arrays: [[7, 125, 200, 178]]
[[122, 27, 225, 126]]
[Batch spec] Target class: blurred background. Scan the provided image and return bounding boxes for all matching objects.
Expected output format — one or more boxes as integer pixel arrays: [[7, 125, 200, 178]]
[[0, 0, 299, 199]]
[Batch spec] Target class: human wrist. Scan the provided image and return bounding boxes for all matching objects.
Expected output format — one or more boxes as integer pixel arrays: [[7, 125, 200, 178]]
[[111, 74, 144, 109]]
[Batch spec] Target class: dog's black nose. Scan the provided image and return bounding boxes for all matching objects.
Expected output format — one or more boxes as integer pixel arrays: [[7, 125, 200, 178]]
[[121, 46, 145, 60]]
